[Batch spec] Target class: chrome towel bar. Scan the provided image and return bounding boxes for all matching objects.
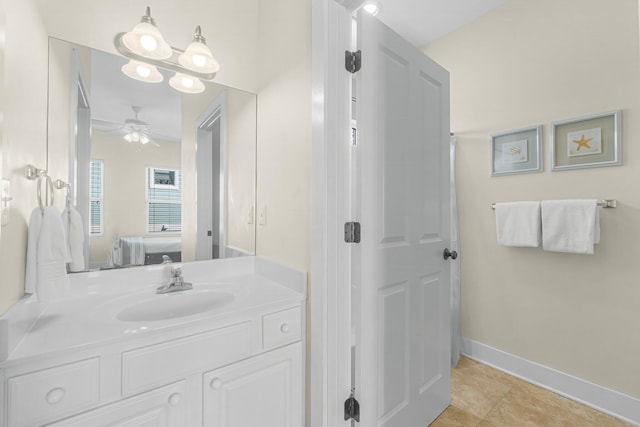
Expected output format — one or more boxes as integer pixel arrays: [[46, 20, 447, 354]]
[[492, 200, 617, 210]]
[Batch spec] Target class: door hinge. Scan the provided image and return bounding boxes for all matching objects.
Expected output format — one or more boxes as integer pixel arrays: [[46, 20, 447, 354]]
[[344, 222, 361, 243], [345, 50, 361, 73], [344, 391, 360, 422]]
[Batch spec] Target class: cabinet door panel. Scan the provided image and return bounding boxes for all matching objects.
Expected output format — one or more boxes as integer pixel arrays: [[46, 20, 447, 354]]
[[46, 381, 186, 427], [203, 343, 302, 427]]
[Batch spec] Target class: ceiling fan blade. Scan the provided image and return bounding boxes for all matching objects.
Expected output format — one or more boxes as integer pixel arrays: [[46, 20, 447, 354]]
[[92, 109, 174, 144], [147, 136, 161, 147], [92, 118, 123, 129], [101, 128, 127, 136], [147, 130, 181, 143]]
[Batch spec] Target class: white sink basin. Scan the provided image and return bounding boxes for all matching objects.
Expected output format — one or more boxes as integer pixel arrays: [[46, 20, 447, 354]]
[[116, 290, 235, 322]]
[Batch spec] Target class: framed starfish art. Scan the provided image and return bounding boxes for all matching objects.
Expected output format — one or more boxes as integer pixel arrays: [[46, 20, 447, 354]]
[[551, 110, 621, 171]]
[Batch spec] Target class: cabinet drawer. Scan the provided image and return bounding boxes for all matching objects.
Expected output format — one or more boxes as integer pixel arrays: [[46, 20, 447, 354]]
[[7, 357, 100, 427], [46, 381, 186, 427], [122, 322, 252, 396], [262, 307, 301, 350]]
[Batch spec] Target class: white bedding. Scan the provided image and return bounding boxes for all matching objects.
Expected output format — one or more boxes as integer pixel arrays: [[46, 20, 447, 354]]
[[143, 237, 182, 254]]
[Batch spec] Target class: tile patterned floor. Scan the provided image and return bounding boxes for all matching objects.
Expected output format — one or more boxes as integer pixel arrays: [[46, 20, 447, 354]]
[[429, 356, 631, 427]]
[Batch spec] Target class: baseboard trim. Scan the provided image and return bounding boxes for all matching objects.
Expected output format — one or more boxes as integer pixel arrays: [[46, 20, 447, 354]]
[[461, 337, 640, 426]]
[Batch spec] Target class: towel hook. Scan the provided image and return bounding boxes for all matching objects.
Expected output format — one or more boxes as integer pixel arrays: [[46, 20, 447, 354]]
[[26, 164, 46, 180], [36, 174, 54, 207], [54, 179, 72, 209]]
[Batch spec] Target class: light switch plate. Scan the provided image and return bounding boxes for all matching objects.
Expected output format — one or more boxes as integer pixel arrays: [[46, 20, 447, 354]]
[[258, 206, 267, 225], [248, 206, 255, 225], [1, 179, 11, 226]]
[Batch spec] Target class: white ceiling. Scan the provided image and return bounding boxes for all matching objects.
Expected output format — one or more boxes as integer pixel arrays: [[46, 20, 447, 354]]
[[371, 0, 508, 47]]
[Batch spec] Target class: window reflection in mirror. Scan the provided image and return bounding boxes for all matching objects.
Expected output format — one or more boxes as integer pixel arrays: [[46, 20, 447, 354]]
[[47, 38, 257, 271]]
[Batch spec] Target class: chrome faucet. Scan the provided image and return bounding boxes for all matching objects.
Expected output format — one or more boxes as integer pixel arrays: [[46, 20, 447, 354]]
[[156, 266, 193, 294]]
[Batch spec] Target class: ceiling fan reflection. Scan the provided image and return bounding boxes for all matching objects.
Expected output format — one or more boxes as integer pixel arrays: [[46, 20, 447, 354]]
[[93, 106, 163, 147]]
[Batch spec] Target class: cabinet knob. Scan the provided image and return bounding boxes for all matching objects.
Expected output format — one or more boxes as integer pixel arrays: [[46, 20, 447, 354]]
[[168, 392, 181, 406], [210, 378, 222, 390], [280, 323, 290, 333], [46, 387, 66, 405]]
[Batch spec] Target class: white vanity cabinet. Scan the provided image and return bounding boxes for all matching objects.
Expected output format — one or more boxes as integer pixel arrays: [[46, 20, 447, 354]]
[[203, 342, 302, 427], [0, 258, 306, 427], [1, 303, 304, 427]]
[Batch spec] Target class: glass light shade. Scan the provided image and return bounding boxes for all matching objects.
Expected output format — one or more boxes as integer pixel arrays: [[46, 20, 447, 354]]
[[169, 72, 205, 94], [363, 2, 380, 15], [121, 60, 163, 83], [122, 21, 172, 60], [179, 41, 220, 74], [124, 131, 151, 144], [123, 132, 136, 143]]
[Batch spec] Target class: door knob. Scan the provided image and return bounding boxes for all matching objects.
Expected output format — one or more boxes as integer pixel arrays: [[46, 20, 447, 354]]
[[443, 248, 458, 260]]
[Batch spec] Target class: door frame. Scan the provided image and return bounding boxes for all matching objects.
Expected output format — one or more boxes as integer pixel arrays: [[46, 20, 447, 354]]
[[311, 1, 364, 426], [195, 90, 227, 260], [69, 48, 91, 269]]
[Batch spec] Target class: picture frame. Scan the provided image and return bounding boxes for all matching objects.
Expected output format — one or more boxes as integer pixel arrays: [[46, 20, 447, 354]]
[[550, 110, 621, 171], [490, 125, 542, 176]]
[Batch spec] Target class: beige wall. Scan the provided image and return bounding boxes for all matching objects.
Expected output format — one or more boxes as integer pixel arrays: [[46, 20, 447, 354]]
[[255, 0, 312, 273], [89, 132, 181, 264], [254, 2, 311, 423], [0, 0, 48, 313], [424, 0, 640, 398], [226, 91, 258, 252]]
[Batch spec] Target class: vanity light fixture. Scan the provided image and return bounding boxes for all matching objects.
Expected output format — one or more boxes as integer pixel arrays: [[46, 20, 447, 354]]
[[179, 26, 220, 74], [169, 72, 205, 94], [121, 7, 172, 60], [121, 60, 164, 83], [115, 6, 219, 94]]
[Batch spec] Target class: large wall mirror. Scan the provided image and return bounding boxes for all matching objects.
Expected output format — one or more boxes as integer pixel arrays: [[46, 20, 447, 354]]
[[47, 38, 256, 270]]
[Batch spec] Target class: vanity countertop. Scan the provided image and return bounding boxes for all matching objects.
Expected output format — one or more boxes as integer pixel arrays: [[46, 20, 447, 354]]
[[0, 256, 306, 367]]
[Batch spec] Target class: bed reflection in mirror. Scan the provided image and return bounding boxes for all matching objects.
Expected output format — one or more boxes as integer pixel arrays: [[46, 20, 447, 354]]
[[47, 38, 257, 270]]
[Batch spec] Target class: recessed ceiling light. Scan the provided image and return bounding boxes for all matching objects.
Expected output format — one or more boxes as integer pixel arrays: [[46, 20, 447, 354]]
[[363, 2, 380, 16]]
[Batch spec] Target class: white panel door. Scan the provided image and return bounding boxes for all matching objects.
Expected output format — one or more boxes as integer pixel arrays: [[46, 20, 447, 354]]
[[354, 11, 451, 427]]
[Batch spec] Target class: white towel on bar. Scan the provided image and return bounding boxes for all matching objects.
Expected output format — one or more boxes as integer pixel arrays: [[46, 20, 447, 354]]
[[495, 201, 541, 247], [25, 206, 71, 301], [62, 207, 85, 272], [541, 199, 600, 254]]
